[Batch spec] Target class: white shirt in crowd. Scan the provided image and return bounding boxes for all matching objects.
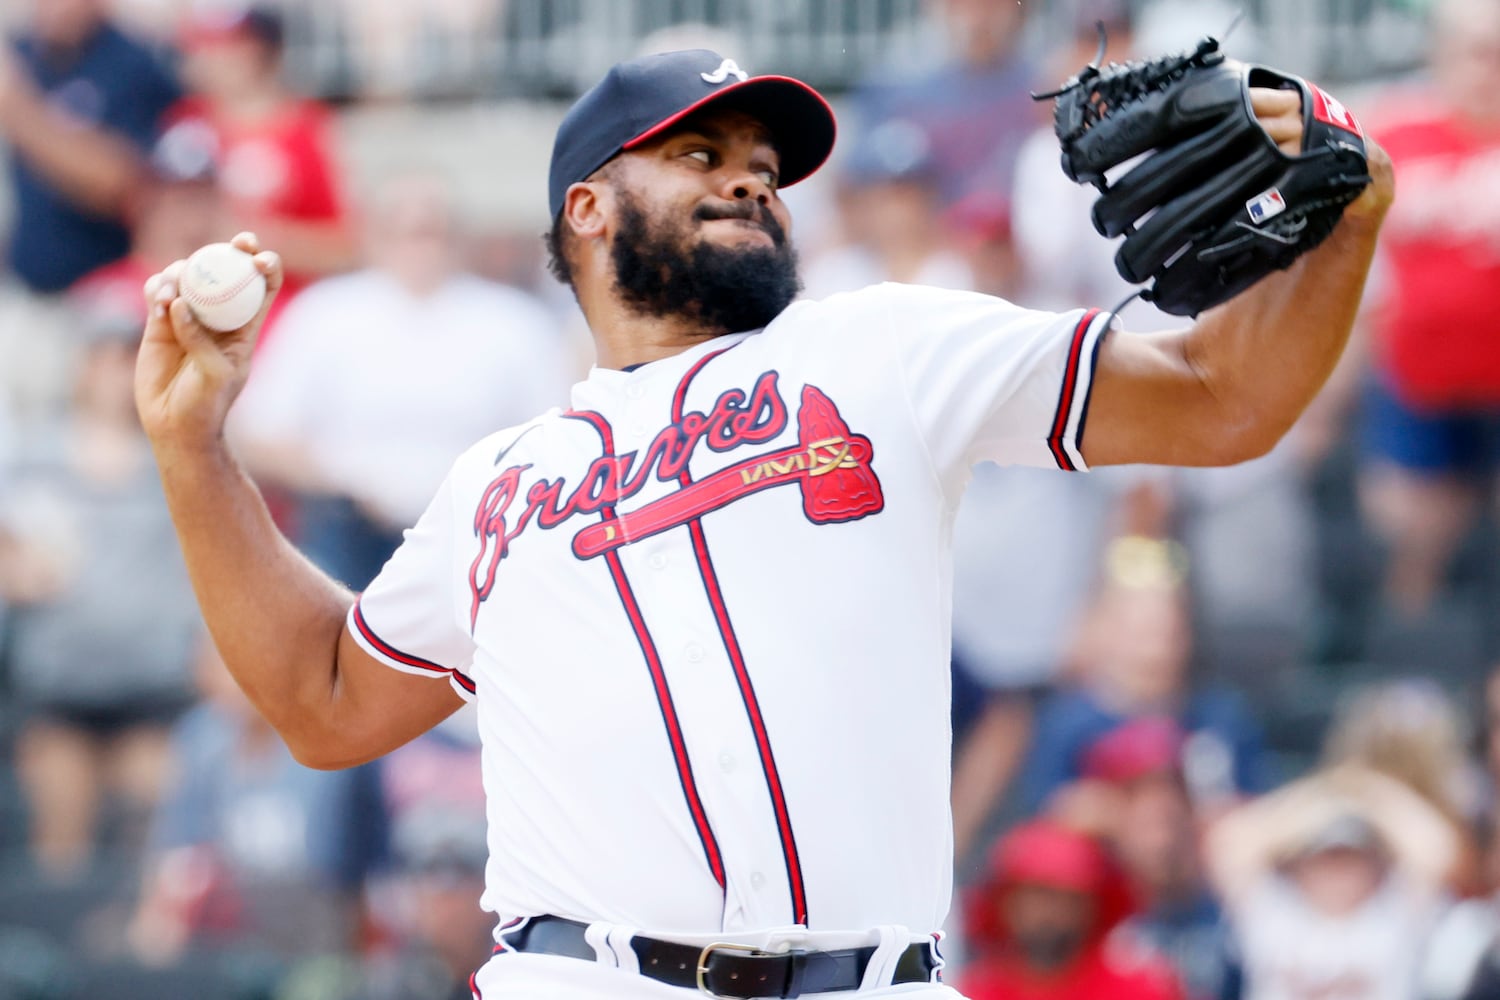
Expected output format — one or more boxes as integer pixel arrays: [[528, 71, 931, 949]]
[[234, 269, 575, 528], [1236, 873, 1441, 1000]]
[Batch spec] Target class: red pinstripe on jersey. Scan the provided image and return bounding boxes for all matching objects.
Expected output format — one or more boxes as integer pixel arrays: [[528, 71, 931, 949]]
[[672, 347, 809, 926], [563, 409, 729, 893]]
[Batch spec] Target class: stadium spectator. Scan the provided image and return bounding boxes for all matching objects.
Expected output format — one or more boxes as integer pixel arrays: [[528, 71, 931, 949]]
[[335, 0, 500, 99], [359, 710, 489, 1000], [230, 167, 574, 588], [1422, 818, 1500, 1000], [1355, 0, 1500, 616], [129, 636, 386, 966], [67, 126, 225, 340], [158, 3, 355, 344], [1010, 0, 1137, 316], [844, 0, 1041, 210], [1208, 766, 1455, 1000], [0, 0, 180, 418], [946, 464, 1125, 867], [1018, 534, 1270, 818], [801, 117, 972, 298], [0, 149, 222, 880], [1322, 678, 1485, 896], [1060, 718, 1243, 1000], [3, 299, 198, 878], [958, 818, 1184, 1000], [944, 193, 1025, 303]]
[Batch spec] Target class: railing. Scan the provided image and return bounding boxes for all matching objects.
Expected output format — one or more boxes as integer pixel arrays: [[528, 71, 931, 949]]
[[262, 0, 1430, 101], [281, 0, 929, 100]]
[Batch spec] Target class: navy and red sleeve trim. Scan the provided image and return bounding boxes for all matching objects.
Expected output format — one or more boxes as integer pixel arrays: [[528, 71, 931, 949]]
[[1046, 308, 1110, 471], [348, 599, 476, 700]]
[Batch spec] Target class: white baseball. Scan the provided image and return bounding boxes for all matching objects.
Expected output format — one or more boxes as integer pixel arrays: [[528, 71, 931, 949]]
[[179, 242, 267, 332]]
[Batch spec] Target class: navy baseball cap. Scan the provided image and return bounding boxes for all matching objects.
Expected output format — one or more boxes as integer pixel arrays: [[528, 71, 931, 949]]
[[548, 49, 837, 219]]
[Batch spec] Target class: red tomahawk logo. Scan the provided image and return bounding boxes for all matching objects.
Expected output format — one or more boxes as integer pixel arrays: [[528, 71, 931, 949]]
[[572, 386, 884, 559]]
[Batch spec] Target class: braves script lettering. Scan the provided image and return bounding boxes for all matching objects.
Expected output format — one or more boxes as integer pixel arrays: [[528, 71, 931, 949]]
[[466, 374, 884, 629]]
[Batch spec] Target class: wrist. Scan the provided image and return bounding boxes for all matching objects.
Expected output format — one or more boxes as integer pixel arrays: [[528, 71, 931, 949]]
[[1343, 140, 1395, 226], [148, 430, 236, 475]]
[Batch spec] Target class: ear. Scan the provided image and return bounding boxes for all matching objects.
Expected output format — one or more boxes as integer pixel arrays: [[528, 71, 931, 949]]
[[562, 181, 611, 242]]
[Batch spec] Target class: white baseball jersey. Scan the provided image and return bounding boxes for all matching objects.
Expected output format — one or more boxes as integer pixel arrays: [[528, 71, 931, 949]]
[[347, 282, 1111, 994]]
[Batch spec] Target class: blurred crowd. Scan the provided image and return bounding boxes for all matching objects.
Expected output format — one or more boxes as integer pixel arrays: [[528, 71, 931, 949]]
[[0, 0, 1498, 998]]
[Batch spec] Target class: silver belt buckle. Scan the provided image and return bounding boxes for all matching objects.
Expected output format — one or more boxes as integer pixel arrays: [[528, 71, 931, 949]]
[[696, 941, 769, 998]]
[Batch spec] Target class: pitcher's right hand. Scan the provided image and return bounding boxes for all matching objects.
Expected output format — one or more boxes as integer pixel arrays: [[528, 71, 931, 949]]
[[135, 232, 281, 453]]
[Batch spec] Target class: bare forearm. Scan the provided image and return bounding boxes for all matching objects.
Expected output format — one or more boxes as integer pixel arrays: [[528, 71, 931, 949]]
[[1, 94, 143, 216], [1181, 212, 1383, 458], [155, 439, 351, 746]]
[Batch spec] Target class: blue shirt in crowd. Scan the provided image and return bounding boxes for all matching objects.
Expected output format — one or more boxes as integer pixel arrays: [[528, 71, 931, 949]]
[[6, 23, 180, 292], [1019, 687, 1271, 814]]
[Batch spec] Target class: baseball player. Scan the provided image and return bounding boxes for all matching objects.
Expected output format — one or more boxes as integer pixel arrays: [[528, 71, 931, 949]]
[[135, 49, 1392, 1000]]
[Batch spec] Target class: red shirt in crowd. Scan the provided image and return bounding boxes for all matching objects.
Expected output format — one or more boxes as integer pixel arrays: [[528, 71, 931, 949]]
[[1372, 90, 1500, 410], [959, 820, 1186, 1000], [959, 941, 1185, 1000], [158, 95, 349, 341]]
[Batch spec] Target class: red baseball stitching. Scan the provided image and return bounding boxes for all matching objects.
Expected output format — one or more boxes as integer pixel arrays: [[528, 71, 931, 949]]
[[185, 257, 260, 307]]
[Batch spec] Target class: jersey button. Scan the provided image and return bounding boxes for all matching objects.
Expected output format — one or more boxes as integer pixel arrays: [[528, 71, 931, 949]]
[[685, 642, 705, 663], [650, 553, 668, 570], [718, 751, 735, 773], [750, 872, 766, 890], [626, 384, 645, 400]]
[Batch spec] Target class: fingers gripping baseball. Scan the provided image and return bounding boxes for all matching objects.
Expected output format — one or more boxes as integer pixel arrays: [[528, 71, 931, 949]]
[[135, 233, 283, 449]]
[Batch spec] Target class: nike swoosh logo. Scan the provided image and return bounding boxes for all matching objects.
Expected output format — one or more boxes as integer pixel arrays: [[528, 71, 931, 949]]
[[493, 423, 541, 466]]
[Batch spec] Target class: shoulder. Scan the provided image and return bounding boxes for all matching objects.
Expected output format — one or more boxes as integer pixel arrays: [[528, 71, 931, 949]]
[[775, 281, 1022, 333], [803, 280, 1003, 309], [97, 25, 178, 87], [451, 412, 567, 475], [93, 23, 156, 63]]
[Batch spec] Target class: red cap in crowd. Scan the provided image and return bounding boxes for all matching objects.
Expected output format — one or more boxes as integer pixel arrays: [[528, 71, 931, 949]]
[[963, 819, 1136, 952], [1081, 717, 1186, 786], [180, 4, 284, 51]]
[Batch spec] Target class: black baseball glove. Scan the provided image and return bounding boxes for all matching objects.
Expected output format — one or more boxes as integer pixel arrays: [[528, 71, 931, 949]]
[[1044, 36, 1371, 316]]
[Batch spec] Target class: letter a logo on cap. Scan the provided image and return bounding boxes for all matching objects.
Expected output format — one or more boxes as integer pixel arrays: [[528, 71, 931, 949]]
[[701, 58, 749, 84]]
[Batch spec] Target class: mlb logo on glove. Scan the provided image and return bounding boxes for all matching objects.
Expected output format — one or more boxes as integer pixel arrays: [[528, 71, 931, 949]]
[[1246, 188, 1287, 224]]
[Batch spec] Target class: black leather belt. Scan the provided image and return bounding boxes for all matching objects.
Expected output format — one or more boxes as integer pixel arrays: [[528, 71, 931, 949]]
[[503, 915, 938, 998]]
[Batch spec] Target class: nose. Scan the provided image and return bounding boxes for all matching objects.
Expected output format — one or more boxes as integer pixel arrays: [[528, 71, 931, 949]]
[[724, 170, 772, 207]]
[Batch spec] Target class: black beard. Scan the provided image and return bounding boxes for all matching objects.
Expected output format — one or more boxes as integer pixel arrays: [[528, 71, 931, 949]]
[[609, 191, 801, 335]]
